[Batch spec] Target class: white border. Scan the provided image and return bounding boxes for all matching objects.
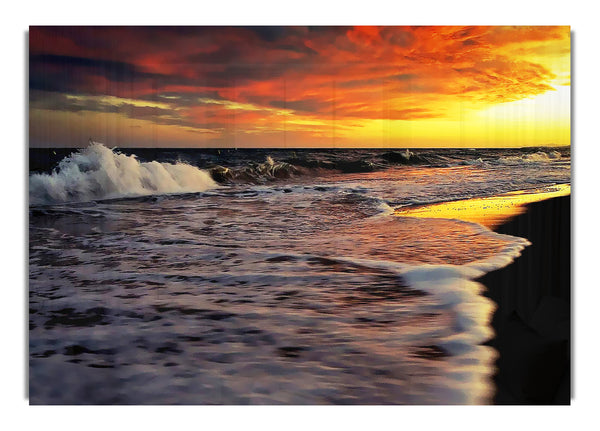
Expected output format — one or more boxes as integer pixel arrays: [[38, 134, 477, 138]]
[[4, 1, 599, 429]]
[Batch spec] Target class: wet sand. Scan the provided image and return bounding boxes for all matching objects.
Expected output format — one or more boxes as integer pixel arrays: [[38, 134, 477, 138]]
[[395, 184, 570, 230], [478, 194, 571, 404]]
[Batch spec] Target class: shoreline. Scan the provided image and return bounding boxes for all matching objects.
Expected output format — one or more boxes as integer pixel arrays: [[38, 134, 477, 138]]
[[395, 184, 570, 229], [478, 194, 571, 404]]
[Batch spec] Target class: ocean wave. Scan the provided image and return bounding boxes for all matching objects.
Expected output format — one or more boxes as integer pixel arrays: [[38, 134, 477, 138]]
[[207, 150, 434, 184], [496, 150, 561, 165], [30, 147, 569, 190], [209, 156, 305, 183], [29, 143, 217, 205]]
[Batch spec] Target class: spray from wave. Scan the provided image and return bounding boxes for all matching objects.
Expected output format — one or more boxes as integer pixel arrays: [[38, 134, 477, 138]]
[[29, 143, 217, 205]]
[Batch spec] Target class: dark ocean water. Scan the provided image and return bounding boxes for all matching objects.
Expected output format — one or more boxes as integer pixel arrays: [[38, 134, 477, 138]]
[[28, 144, 570, 404]]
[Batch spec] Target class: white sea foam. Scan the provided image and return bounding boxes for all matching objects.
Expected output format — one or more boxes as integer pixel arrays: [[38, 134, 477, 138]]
[[398, 232, 529, 403], [29, 145, 568, 404], [29, 143, 217, 205], [307, 222, 529, 404], [498, 150, 561, 165]]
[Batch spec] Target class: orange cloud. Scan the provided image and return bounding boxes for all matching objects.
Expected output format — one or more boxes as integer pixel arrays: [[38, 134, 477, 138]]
[[29, 26, 570, 148]]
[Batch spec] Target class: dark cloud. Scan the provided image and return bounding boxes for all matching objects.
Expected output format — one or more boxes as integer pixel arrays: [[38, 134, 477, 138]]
[[268, 98, 330, 113], [463, 39, 480, 46], [187, 41, 317, 67], [307, 26, 353, 35], [452, 26, 479, 39], [29, 54, 165, 95], [242, 26, 289, 42], [29, 73, 78, 93], [454, 67, 481, 74], [393, 73, 417, 81], [30, 54, 149, 82], [275, 44, 319, 56], [29, 53, 206, 95], [187, 45, 247, 64], [202, 64, 285, 87]]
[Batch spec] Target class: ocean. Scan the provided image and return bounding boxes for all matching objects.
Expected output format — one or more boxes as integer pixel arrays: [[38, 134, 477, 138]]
[[28, 144, 571, 404]]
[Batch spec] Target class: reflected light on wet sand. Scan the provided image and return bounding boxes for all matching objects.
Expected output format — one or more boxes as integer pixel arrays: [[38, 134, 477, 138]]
[[395, 184, 571, 229]]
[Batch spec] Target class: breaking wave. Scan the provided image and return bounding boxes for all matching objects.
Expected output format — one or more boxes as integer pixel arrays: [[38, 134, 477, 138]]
[[497, 150, 561, 165], [208, 149, 429, 184], [209, 156, 304, 183], [29, 143, 217, 205]]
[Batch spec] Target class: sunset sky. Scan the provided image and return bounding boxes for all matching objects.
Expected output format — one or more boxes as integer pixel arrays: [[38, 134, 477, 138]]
[[29, 26, 570, 148]]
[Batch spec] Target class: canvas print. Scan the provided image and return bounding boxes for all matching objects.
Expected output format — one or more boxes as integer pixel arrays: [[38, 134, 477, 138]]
[[28, 26, 571, 405]]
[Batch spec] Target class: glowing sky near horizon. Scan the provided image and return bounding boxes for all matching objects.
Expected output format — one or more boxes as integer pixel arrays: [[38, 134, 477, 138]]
[[29, 26, 570, 148]]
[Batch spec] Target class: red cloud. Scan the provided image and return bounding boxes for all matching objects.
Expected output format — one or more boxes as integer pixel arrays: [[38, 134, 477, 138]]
[[29, 26, 570, 144]]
